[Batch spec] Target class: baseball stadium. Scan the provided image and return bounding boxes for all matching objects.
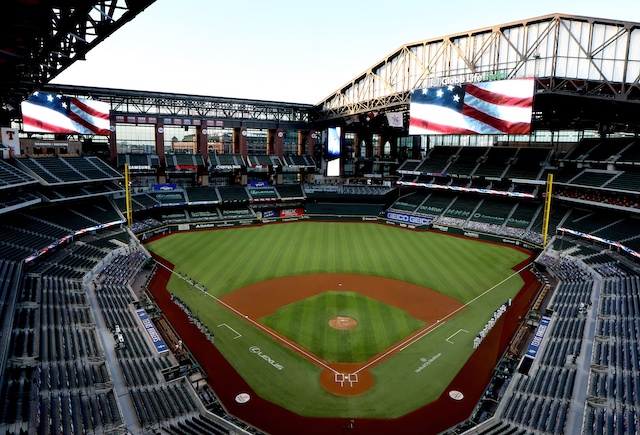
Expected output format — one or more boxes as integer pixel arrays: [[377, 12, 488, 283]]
[[1, 4, 640, 435]]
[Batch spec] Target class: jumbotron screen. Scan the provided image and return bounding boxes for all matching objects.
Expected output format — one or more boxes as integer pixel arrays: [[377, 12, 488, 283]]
[[408, 78, 534, 135], [326, 126, 341, 177], [21, 91, 111, 136]]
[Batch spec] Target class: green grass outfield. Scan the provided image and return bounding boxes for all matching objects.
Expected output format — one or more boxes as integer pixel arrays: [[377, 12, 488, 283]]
[[146, 221, 531, 418]]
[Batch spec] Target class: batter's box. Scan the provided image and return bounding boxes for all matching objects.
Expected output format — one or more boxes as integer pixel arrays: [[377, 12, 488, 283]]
[[217, 323, 242, 339], [334, 373, 359, 387], [347, 373, 358, 386], [446, 329, 469, 344]]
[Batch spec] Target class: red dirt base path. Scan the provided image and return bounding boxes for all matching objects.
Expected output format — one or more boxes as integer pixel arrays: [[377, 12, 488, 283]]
[[147, 252, 541, 435], [220, 273, 460, 323]]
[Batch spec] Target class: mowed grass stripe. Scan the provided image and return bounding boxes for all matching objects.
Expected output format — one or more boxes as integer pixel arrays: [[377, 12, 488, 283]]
[[444, 242, 482, 301], [366, 223, 391, 277], [315, 291, 331, 358], [369, 295, 392, 352], [352, 294, 370, 360], [334, 292, 349, 360], [323, 291, 339, 360], [417, 234, 463, 297]]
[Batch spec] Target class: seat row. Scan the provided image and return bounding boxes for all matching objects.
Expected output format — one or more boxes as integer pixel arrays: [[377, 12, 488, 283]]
[[503, 393, 568, 434], [496, 270, 593, 433], [129, 381, 199, 428], [584, 405, 640, 435], [35, 389, 123, 435]]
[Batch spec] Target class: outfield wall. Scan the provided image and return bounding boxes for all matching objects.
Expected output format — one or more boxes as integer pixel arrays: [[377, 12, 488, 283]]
[[136, 213, 542, 252]]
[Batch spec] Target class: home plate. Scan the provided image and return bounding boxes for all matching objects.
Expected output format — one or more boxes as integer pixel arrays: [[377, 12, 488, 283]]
[[449, 390, 464, 401], [235, 392, 251, 404]]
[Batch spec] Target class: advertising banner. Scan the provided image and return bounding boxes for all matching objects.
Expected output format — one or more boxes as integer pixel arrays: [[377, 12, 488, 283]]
[[280, 208, 304, 218], [154, 183, 177, 191], [385, 210, 434, 226], [136, 308, 169, 355], [524, 316, 551, 359]]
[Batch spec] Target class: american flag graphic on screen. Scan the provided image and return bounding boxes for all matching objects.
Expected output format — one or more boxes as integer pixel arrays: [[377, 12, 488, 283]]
[[21, 91, 111, 135], [408, 78, 534, 135]]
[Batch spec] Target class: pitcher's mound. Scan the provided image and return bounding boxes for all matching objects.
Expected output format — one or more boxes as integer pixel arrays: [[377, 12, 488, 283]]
[[329, 316, 357, 330]]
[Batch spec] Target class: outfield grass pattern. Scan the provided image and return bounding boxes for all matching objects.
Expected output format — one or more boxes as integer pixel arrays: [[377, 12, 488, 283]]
[[146, 222, 531, 418], [147, 222, 527, 302]]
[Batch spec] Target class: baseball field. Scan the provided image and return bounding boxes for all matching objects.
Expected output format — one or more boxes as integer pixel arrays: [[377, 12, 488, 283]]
[[145, 221, 533, 420]]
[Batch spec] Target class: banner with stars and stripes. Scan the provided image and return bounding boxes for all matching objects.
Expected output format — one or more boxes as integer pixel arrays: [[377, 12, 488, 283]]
[[409, 78, 534, 135], [21, 91, 111, 136]]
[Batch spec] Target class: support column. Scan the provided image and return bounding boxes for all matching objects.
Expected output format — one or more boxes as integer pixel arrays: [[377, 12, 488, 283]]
[[352, 131, 362, 158], [109, 120, 117, 165], [196, 124, 208, 158], [390, 136, 398, 159], [275, 128, 284, 157], [267, 128, 284, 156], [412, 135, 423, 159], [362, 132, 374, 158], [299, 130, 316, 156], [196, 123, 209, 184], [155, 123, 165, 167], [233, 127, 248, 158]]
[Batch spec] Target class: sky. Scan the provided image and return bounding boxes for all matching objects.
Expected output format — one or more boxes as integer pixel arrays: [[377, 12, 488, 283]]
[[50, 0, 640, 105]]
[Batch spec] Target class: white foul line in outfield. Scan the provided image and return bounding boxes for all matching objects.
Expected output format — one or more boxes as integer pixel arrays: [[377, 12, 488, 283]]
[[352, 262, 533, 376], [217, 323, 242, 339], [155, 259, 341, 375], [446, 329, 469, 344]]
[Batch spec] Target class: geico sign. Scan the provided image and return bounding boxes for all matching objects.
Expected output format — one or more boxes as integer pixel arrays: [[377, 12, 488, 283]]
[[387, 212, 431, 225]]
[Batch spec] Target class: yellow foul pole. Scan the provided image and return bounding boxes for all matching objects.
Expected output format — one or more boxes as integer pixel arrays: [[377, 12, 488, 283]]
[[542, 173, 554, 248], [124, 163, 133, 227]]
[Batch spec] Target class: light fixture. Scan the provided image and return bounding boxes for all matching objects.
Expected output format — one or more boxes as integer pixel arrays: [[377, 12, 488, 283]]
[[93, 6, 114, 21], [68, 33, 88, 44]]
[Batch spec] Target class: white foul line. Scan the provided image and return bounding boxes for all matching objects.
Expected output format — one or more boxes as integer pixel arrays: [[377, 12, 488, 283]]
[[217, 323, 242, 339], [353, 262, 532, 375], [155, 259, 341, 375], [446, 329, 469, 344]]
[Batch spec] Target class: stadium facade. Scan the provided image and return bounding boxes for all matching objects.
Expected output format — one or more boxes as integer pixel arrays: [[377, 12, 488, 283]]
[[0, 8, 640, 435]]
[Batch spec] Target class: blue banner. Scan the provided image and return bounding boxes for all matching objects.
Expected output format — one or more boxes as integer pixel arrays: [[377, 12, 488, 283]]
[[525, 316, 551, 359], [385, 210, 434, 226], [250, 181, 269, 187], [154, 183, 177, 191], [136, 309, 169, 354]]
